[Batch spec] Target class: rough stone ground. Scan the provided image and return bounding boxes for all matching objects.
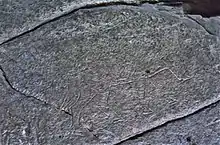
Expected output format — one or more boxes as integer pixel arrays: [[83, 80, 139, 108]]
[[0, 0, 220, 145]]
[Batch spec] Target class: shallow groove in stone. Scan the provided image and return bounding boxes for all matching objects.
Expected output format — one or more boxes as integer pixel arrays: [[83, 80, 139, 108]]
[[0, 64, 72, 117], [0, 1, 143, 46], [114, 96, 220, 144]]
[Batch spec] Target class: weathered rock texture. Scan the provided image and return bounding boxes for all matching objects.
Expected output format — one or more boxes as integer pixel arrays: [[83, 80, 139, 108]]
[[0, 1, 220, 145]]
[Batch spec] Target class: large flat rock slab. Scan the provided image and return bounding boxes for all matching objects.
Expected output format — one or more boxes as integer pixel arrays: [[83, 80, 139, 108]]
[[1, 5, 220, 144]]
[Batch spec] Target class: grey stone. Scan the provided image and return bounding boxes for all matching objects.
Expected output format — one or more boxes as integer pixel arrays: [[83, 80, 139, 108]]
[[0, 3, 220, 145]]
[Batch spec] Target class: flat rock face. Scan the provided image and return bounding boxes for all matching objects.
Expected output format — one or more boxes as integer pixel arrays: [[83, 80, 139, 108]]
[[0, 2, 220, 145]]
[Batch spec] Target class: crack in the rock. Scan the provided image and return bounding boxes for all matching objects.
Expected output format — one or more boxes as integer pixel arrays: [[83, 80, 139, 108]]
[[114, 97, 220, 144], [0, 1, 217, 46], [187, 16, 217, 36], [0, 1, 150, 46], [0, 65, 72, 117]]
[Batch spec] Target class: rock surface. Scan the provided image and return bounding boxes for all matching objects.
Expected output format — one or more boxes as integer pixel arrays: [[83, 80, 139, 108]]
[[0, 1, 220, 145]]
